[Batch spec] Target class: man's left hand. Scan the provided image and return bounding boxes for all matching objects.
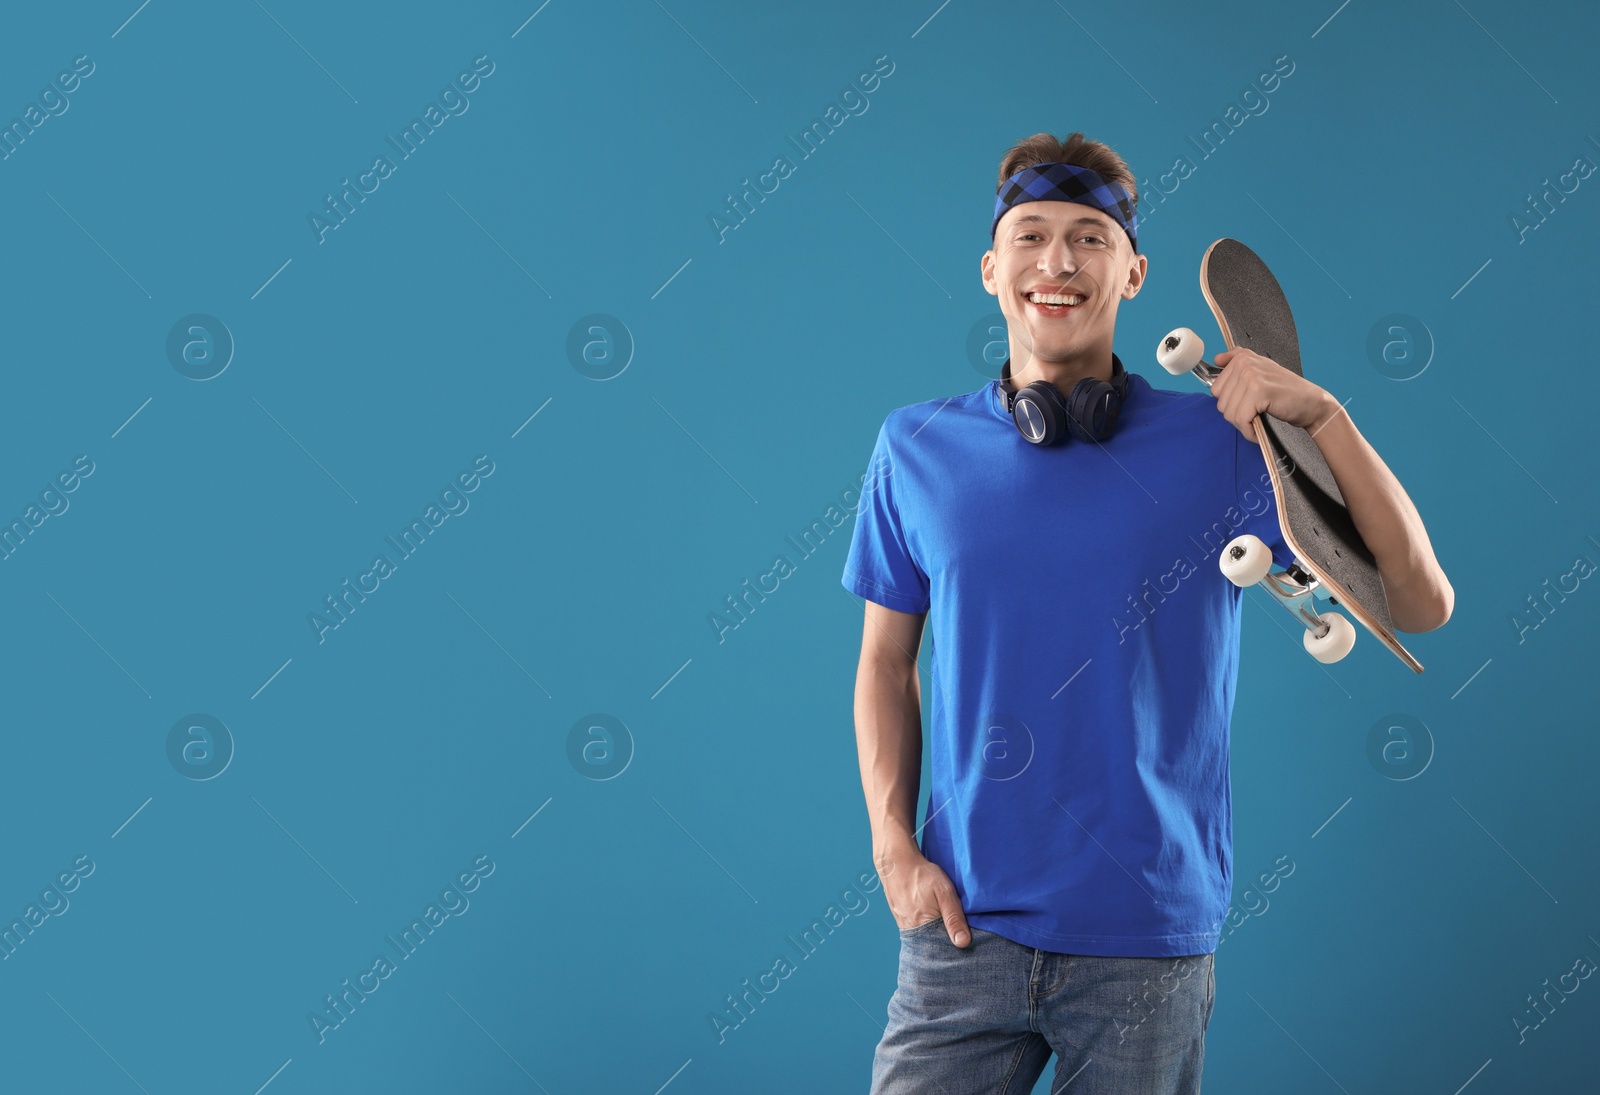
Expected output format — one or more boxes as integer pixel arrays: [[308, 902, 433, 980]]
[[1211, 347, 1335, 442]]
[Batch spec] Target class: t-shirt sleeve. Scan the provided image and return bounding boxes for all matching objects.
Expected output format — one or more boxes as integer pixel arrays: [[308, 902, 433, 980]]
[[1234, 427, 1295, 570], [841, 419, 931, 614]]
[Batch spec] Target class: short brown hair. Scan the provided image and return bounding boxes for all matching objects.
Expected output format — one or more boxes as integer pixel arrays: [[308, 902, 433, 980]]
[[995, 131, 1137, 210]]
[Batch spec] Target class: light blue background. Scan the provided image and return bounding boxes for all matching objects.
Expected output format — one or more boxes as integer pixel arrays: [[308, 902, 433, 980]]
[[0, 1, 1594, 1091]]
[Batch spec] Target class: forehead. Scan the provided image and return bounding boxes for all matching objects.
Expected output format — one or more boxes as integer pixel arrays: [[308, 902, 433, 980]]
[[999, 201, 1118, 234]]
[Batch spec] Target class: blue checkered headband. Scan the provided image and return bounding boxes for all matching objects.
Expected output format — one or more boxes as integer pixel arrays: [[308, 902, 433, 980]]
[[990, 161, 1138, 251]]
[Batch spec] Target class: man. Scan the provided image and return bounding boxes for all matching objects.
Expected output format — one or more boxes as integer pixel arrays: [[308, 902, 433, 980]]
[[842, 131, 1452, 1094]]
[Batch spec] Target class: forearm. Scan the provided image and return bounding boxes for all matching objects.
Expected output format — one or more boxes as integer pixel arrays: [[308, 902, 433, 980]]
[[1304, 396, 1454, 632], [854, 658, 925, 866]]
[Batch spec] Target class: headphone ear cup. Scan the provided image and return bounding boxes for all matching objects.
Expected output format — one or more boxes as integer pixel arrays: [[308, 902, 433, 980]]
[[1012, 381, 1071, 445], [1065, 377, 1123, 441]]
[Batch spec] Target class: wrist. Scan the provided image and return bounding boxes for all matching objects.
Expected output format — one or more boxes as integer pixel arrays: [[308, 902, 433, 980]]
[[1307, 388, 1342, 432], [873, 830, 922, 869]]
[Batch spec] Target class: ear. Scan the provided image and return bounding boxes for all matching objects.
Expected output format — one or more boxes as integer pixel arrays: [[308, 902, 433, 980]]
[[1121, 251, 1149, 300], [980, 249, 998, 297]]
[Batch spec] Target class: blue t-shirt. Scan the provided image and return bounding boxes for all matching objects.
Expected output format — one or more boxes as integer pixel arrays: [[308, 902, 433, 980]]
[[841, 367, 1292, 957]]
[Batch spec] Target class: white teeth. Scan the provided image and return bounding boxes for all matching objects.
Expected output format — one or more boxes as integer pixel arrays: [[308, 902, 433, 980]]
[[1028, 291, 1083, 306]]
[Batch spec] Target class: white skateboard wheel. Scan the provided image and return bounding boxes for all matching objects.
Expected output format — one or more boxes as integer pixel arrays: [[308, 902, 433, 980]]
[[1219, 534, 1272, 587], [1303, 611, 1356, 663], [1157, 328, 1204, 376]]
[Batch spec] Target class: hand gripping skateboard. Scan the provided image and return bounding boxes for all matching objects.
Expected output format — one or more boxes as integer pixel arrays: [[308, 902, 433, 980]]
[[1155, 238, 1424, 673]]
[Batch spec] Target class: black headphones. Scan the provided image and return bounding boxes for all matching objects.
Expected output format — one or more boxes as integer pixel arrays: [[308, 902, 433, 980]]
[[997, 353, 1132, 445]]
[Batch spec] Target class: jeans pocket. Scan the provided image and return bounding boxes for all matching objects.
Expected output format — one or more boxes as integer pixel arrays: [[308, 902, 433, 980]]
[[898, 916, 944, 938]]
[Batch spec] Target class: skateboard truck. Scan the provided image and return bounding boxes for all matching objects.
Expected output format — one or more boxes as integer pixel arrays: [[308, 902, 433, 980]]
[[1218, 534, 1357, 663], [1156, 326, 1358, 665]]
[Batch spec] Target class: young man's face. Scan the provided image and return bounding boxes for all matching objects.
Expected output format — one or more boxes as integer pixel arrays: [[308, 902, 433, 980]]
[[980, 200, 1148, 371]]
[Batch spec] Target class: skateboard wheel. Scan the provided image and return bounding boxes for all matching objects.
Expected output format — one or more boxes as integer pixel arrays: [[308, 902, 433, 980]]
[[1157, 328, 1204, 376], [1303, 611, 1356, 663], [1219, 534, 1272, 587]]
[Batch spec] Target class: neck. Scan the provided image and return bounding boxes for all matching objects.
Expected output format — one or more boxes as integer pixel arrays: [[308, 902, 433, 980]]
[[1006, 346, 1114, 392]]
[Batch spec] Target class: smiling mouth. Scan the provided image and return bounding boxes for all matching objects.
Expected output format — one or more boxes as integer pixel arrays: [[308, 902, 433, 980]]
[[1023, 290, 1085, 315]]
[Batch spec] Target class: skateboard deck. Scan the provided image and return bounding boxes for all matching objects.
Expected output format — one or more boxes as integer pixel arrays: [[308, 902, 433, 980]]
[[1199, 238, 1423, 673]]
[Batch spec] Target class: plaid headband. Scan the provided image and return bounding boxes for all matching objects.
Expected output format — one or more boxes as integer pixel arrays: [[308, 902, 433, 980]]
[[991, 161, 1139, 252]]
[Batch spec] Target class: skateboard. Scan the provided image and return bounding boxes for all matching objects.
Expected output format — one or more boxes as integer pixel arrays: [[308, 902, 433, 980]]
[[1155, 238, 1424, 673]]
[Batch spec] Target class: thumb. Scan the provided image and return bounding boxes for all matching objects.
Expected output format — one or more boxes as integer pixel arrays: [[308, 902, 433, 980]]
[[944, 899, 972, 948]]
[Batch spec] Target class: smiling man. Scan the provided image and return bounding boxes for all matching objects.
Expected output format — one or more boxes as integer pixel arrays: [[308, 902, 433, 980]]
[[844, 131, 1451, 1094]]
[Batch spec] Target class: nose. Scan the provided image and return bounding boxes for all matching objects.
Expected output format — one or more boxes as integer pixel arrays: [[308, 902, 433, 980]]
[[1038, 235, 1079, 279]]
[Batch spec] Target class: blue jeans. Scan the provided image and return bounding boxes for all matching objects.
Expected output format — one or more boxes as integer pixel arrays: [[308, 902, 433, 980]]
[[870, 921, 1215, 1094]]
